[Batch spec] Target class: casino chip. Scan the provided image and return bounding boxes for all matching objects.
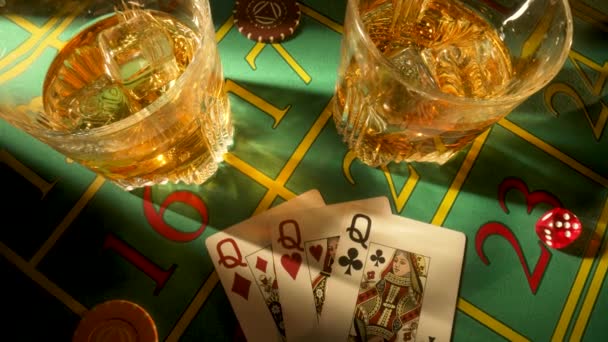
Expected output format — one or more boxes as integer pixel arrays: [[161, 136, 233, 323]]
[[73, 299, 158, 342], [233, 0, 301, 43], [535, 208, 582, 249]]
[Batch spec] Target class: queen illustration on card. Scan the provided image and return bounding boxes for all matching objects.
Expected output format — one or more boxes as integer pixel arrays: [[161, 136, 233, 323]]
[[350, 246, 430, 342], [310, 236, 340, 316]]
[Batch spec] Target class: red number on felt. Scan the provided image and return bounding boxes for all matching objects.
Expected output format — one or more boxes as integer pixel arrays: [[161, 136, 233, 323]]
[[476, 222, 551, 294], [143, 187, 209, 242], [476, 178, 561, 294], [103, 233, 176, 295], [498, 177, 562, 214]]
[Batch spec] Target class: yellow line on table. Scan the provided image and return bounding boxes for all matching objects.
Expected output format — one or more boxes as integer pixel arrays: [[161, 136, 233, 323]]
[[521, 3, 556, 58], [246, 42, 266, 70], [459, 298, 530, 341], [0, 149, 57, 198], [499, 119, 608, 188], [48, 38, 65, 50], [276, 102, 332, 186], [299, 3, 343, 34], [0, 14, 60, 71], [0, 2, 87, 84], [0, 241, 88, 316], [223, 153, 297, 202], [271, 44, 312, 84], [0, 31, 44, 72], [567, 198, 608, 340], [4, 15, 44, 34], [253, 100, 333, 214], [431, 129, 489, 226], [570, 0, 608, 32], [165, 271, 220, 342], [215, 15, 234, 43], [30, 176, 105, 267], [382, 164, 419, 214]]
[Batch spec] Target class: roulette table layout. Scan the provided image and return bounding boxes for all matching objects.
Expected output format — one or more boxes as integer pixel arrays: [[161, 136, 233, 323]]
[[1, 0, 608, 340]]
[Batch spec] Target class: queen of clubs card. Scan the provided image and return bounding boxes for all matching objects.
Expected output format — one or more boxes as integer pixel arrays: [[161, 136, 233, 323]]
[[351, 249, 427, 342]]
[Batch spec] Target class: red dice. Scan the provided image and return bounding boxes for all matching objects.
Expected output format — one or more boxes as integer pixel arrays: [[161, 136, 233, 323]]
[[535, 208, 582, 249]]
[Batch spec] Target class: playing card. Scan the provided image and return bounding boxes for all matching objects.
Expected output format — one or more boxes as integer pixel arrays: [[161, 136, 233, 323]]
[[319, 213, 466, 342], [205, 190, 325, 342], [267, 197, 391, 341]]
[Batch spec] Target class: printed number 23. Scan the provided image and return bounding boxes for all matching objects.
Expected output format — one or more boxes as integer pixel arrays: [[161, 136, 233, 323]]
[[475, 178, 561, 294]]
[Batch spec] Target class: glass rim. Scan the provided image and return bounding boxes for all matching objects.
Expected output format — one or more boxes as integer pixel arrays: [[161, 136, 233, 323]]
[[36, 4, 209, 140], [347, 0, 574, 107]]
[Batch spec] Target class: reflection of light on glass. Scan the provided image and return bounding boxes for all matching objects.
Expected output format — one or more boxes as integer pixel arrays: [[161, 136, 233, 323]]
[[156, 154, 167, 165], [503, 0, 531, 26]]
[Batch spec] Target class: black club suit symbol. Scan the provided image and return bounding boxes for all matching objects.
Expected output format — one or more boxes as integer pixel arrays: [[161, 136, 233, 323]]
[[339, 248, 363, 275], [370, 249, 385, 267]]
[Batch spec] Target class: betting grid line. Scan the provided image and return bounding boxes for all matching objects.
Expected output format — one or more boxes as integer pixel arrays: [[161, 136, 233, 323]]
[[497, 118, 608, 340], [569, 198, 608, 340], [0, 2, 89, 84], [298, 3, 344, 34], [215, 14, 234, 43], [253, 101, 333, 215], [243, 42, 312, 84], [498, 119, 608, 188], [246, 42, 266, 70], [0, 241, 88, 317], [30, 175, 105, 267], [0, 167, 105, 319], [0, 149, 57, 198], [3, 15, 45, 34], [430, 129, 489, 226], [223, 153, 297, 201], [458, 298, 530, 342], [571, 0, 608, 32], [521, 2, 557, 59], [0, 15, 59, 71], [427, 128, 531, 340], [341, 150, 358, 184], [225, 80, 292, 128], [271, 44, 312, 84], [381, 164, 420, 214], [165, 271, 220, 342], [551, 197, 608, 341]]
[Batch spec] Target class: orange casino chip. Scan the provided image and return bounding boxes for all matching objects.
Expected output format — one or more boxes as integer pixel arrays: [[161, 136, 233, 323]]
[[72, 299, 158, 342]]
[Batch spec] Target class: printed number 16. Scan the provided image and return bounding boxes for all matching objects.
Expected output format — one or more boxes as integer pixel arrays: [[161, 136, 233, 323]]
[[475, 178, 562, 294]]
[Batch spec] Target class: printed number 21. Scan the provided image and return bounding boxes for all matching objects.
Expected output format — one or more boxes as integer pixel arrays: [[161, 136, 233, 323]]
[[475, 178, 561, 294]]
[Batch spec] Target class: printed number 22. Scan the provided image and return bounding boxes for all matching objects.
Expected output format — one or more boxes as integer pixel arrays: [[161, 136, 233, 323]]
[[475, 178, 561, 294]]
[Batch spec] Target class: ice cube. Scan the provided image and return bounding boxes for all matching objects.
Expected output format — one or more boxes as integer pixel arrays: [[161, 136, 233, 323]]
[[63, 75, 140, 131], [420, 37, 511, 98], [386, 46, 437, 90], [98, 10, 180, 105]]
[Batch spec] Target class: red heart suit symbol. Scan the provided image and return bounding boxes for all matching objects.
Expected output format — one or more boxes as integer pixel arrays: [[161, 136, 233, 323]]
[[281, 252, 302, 280], [309, 245, 323, 262]]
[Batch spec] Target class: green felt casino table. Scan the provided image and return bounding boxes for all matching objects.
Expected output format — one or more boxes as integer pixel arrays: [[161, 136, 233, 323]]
[[1, 0, 608, 340]]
